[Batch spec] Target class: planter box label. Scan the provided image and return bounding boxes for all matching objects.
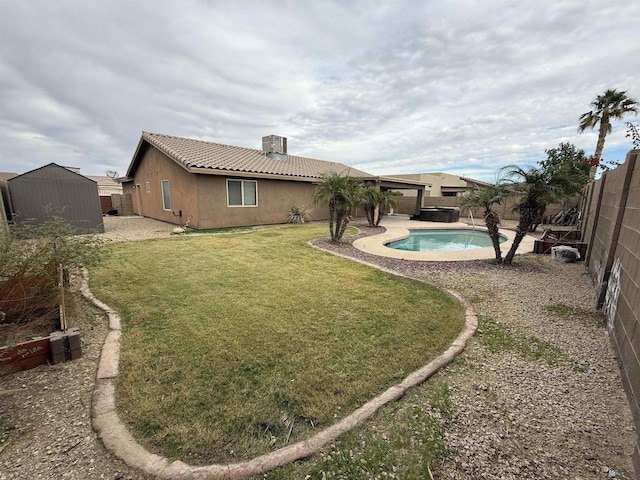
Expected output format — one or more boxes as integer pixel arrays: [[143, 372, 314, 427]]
[[0, 337, 51, 375]]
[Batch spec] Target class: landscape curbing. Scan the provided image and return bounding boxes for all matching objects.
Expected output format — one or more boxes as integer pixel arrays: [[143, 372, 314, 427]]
[[81, 245, 478, 479], [96, 330, 121, 379]]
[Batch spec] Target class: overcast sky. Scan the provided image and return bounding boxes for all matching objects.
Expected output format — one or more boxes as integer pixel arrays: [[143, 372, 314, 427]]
[[1, 0, 639, 181]]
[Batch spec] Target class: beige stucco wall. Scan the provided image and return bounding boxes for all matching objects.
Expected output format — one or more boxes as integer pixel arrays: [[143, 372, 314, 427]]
[[389, 172, 469, 197], [195, 175, 328, 229], [124, 147, 198, 225]]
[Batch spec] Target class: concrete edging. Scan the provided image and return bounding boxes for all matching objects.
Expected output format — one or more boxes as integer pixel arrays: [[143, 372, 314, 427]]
[[82, 245, 478, 479]]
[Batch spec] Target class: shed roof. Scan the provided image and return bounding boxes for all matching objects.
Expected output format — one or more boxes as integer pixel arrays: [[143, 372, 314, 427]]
[[125, 132, 373, 181], [8, 163, 97, 183]]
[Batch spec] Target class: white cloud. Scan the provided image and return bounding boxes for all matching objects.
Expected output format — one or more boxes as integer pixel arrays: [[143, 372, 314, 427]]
[[0, 0, 638, 181]]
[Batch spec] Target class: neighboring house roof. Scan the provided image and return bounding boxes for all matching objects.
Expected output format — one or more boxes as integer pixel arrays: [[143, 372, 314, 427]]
[[386, 172, 487, 189], [380, 174, 431, 187], [86, 175, 120, 186], [125, 132, 373, 181], [460, 176, 490, 188], [86, 175, 123, 196], [0, 172, 18, 182], [415, 172, 488, 188]]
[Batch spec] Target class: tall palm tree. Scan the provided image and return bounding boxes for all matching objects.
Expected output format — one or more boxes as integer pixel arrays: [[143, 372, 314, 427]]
[[578, 89, 638, 179], [313, 172, 363, 242], [459, 183, 509, 263], [501, 165, 581, 265]]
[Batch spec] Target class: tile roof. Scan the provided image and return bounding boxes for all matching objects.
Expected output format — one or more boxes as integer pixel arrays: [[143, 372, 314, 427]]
[[135, 132, 373, 180], [86, 175, 121, 186]]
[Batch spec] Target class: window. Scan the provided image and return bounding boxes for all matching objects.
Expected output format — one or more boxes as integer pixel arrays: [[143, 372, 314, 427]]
[[442, 191, 458, 197], [227, 179, 257, 207], [145, 181, 150, 193], [161, 180, 171, 210]]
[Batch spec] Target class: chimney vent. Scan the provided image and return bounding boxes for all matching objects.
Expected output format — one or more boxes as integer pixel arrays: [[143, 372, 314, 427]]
[[262, 135, 288, 160]]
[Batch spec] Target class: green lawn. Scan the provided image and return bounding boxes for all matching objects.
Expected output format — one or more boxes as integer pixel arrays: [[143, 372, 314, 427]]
[[90, 224, 464, 464]]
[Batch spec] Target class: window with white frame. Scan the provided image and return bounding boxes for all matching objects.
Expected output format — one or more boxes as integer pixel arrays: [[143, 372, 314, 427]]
[[227, 179, 257, 206], [145, 181, 151, 193], [161, 180, 171, 210]]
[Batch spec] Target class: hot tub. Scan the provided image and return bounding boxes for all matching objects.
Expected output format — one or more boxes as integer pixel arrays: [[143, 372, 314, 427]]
[[410, 207, 460, 223]]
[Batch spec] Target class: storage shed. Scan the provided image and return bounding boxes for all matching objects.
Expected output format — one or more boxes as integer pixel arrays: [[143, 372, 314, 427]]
[[8, 163, 104, 233]]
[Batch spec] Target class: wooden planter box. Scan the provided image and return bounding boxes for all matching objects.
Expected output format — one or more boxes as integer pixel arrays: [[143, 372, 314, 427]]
[[0, 337, 51, 375], [0, 328, 81, 375]]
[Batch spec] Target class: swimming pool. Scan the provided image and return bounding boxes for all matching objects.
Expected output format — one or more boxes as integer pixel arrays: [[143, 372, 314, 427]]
[[386, 228, 507, 252]]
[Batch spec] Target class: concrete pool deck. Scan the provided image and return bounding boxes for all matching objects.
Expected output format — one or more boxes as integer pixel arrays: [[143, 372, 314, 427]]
[[353, 215, 536, 261]]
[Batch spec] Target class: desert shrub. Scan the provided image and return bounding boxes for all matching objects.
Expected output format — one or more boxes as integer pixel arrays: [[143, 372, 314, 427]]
[[0, 211, 104, 327], [285, 205, 312, 224]]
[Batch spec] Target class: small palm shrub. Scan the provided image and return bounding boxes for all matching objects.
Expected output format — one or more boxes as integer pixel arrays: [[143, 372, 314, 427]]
[[286, 205, 312, 224]]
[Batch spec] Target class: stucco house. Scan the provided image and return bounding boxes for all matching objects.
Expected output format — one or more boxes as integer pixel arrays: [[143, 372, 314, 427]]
[[86, 175, 123, 197], [385, 172, 490, 214], [121, 132, 426, 229], [387, 172, 489, 197], [86, 175, 123, 213]]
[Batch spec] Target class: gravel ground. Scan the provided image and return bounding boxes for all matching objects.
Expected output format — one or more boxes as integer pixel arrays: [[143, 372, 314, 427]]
[[99, 216, 175, 242], [0, 217, 171, 480], [313, 224, 637, 479], [0, 217, 636, 480], [0, 286, 154, 480]]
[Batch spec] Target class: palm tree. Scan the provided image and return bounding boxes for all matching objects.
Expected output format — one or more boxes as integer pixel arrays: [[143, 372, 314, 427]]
[[578, 89, 638, 179], [501, 165, 581, 265], [376, 190, 400, 226], [362, 184, 383, 227], [459, 183, 509, 263], [313, 172, 363, 242], [362, 185, 400, 227]]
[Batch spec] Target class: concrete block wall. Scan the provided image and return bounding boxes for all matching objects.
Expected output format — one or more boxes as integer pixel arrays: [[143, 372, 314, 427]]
[[111, 193, 134, 216], [396, 195, 574, 222], [581, 150, 640, 473]]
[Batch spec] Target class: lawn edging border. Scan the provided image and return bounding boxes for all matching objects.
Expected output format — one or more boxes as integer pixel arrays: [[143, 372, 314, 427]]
[[82, 244, 478, 480]]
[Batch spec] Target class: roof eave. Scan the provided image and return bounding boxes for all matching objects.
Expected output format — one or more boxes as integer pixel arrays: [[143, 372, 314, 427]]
[[188, 167, 320, 182], [127, 133, 194, 177], [460, 176, 490, 186], [374, 176, 430, 189], [125, 135, 149, 178]]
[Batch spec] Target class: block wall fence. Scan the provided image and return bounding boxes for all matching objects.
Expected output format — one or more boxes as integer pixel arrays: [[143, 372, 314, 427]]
[[581, 149, 640, 473], [395, 191, 572, 221]]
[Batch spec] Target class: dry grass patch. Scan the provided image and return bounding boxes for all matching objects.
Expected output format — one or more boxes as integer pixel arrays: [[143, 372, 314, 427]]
[[90, 224, 464, 464]]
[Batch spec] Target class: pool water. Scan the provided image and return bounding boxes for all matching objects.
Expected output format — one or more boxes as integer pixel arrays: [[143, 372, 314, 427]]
[[386, 229, 506, 252]]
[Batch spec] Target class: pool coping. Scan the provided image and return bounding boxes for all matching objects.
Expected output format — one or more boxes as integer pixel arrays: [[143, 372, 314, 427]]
[[353, 216, 536, 261]]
